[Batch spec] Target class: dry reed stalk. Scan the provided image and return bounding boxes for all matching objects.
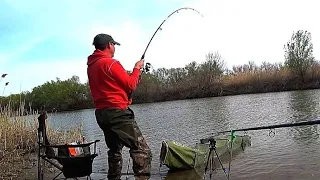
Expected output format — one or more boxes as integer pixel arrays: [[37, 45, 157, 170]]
[[223, 68, 293, 87], [0, 101, 84, 178]]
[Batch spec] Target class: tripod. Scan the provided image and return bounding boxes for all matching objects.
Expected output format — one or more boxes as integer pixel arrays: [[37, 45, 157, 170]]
[[203, 137, 228, 180]]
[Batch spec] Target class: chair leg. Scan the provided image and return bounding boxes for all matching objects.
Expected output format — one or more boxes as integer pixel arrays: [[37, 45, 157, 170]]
[[53, 171, 62, 180], [38, 134, 46, 180]]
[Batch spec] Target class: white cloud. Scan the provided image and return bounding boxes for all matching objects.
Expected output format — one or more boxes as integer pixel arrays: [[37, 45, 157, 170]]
[[143, 0, 320, 69], [85, 3, 210, 71], [142, 6, 208, 69], [82, 0, 320, 72], [3, 0, 320, 95]]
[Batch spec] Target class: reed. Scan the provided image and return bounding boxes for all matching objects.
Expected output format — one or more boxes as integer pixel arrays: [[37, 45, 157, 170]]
[[0, 101, 83, 178]]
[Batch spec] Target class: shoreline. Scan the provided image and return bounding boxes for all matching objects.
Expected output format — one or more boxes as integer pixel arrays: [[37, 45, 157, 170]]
[[36, 88, 320, 114]]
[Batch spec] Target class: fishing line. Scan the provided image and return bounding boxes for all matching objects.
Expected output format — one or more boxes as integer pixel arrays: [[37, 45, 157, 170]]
[[139, 7, 204, 73], [128, 7, 204, 101]]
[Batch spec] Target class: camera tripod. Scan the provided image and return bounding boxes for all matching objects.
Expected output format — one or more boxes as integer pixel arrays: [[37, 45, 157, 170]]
[[202, 137, 229, 180]]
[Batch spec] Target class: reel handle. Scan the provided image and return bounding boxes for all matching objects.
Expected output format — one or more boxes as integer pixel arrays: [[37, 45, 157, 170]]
[[140, 54, 151, 73]]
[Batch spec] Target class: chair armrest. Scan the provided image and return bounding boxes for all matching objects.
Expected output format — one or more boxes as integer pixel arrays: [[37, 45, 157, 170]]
[[44, 140, 100, 148]]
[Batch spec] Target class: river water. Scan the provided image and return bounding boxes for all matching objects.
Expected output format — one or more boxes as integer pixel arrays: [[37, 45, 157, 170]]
[[46, 89, 320, 180]]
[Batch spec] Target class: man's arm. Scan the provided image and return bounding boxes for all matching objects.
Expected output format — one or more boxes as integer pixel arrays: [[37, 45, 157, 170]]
[[109, 61, 141, 92]]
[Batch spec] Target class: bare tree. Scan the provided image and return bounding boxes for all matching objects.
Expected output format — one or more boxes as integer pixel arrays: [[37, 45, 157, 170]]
[[284, 30, 315, 79]]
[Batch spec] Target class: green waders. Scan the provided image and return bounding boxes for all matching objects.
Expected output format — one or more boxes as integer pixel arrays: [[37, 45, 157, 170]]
[[95, 107, 152, 180]]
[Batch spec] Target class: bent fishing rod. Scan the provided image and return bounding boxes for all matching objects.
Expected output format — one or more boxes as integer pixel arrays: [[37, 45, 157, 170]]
[[128, 7, 203, 100], [140, 7, 203, 73], [218, 119, 320, 134]]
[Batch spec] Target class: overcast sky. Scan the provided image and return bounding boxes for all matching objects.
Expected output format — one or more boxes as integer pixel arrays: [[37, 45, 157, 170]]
[[1, 0, 319, 96]]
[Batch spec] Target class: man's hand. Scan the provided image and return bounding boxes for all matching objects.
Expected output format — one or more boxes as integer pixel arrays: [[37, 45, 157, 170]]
[[134, 59, 144, 70]]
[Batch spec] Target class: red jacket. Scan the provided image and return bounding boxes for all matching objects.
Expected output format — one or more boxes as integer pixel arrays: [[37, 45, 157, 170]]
[[87, 50, 141, 109]]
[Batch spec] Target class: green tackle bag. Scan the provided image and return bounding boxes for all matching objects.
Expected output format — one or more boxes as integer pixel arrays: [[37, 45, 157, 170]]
[[159, 135, 251, 171], [160, 141, 210, 170]]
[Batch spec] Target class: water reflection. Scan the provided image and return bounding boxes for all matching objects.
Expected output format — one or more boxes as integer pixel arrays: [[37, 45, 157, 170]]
[[289, 90, 319, 120], [162, 168, 205, 180], [288, 90, 320, 146], [43, 89, 320, 180], [188, 96, 229, 139]]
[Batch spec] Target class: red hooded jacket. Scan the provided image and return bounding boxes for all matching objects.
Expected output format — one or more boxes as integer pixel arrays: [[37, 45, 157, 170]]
[[87, 50, 141, 109]]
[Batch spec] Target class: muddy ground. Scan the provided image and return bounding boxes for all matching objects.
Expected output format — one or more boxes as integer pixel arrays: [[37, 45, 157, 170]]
[[0, 152, 58, 180]]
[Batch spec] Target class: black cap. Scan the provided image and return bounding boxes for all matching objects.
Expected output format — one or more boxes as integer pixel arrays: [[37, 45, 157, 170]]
[[92, 33, 121, 46]]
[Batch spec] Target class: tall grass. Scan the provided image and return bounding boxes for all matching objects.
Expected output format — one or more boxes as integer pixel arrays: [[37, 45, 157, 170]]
[[0, 101, 84, 179], [220, 63, 320, 95]]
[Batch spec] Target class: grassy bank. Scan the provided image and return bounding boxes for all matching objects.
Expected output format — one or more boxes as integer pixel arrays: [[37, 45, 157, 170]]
[[0, 103, 83, 179]]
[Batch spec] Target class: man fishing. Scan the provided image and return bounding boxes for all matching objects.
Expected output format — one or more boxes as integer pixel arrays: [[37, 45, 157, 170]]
[[87, 33, 152, 180]]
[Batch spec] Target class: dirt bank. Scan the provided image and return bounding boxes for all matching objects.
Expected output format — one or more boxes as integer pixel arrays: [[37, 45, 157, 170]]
[[1, 152, 58, 180]]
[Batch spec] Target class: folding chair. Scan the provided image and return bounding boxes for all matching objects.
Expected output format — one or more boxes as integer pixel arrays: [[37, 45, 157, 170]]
[[37, 109, 100, 180]]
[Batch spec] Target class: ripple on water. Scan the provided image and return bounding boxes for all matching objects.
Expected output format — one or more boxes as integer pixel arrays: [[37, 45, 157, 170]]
[[46, 89, 320, 180]]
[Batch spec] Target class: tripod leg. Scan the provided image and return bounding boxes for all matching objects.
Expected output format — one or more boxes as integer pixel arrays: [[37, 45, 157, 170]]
[[211, 152, 216, 173], [213, 148, 228, 179], [209, 154, 214, 179], [205, 146, 218, 180], [205, 147, 213, 173]]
